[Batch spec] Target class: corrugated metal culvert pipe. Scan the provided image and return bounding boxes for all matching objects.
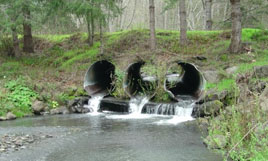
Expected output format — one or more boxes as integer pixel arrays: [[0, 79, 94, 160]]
[[83, 60, 116, 97], [123, 61, 158, 99], [164, 61, 205, 101]]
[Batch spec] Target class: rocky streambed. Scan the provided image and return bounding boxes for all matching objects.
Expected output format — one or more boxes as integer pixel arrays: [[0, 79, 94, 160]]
[[0, 133, 53, 154]]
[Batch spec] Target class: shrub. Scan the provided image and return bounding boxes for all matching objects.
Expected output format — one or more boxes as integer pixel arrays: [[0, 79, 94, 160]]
[[4, 77, 38, 117], [0, 36, 14, 56]]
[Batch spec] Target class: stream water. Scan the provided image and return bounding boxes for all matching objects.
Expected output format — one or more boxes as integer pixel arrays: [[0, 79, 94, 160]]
[[0, 97, 222, 161], [0, 114, 222, 161], [0, 109, 222, 161]]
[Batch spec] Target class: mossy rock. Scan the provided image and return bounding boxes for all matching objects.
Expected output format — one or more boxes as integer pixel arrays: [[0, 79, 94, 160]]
[[192, 100, 224, 117]]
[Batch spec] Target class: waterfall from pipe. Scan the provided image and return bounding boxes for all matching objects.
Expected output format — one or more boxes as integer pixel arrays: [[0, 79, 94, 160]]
[[129, 97, 149, 114], [154, 100, 195, 125], [84, 95, 104, 114]]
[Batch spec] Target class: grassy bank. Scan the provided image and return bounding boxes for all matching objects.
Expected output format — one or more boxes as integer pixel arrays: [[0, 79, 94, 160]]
[[1, 28, 268, 160]]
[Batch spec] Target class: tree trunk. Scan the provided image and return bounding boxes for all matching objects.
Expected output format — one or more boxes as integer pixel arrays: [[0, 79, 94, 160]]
[[99, 19, 104, 55], [149, 0, 156, 51], [229, 0, 242, 53], [12, 28, 21, 58], [179, 0, 187, 45], [23, 7, 34, 53], [86, 14, 93, 46], [204, 0, 212, 30], [90, 10, 94, 46]]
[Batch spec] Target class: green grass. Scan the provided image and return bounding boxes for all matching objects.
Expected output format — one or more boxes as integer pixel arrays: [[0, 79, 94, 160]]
[[242, 28, 262, 42], [59, 42, 100, 70], [237, 50, 268, 73], [206, 79, 236, 92], [37, 34, 71, 43], [207, 104, 268, 161]]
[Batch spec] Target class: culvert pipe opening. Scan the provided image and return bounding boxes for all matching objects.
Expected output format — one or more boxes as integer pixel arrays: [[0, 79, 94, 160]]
[[123, 61, 158, 99], [84, 60, 115, 97], [164, 61, 205, 101]]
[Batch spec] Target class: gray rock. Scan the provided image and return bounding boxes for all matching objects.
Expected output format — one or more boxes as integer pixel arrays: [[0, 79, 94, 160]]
[[260, 87, 268, 112], [192, 100, 224, 117], [67, 97, 91, 113], [0, 116, 7, 121], [248, 81, 266, 94], [6, 112, 16, 120], [253, 65, 268, 78], [226, 66, 238, 75], [32, 100, 46, 115], [50, 106, 69, 115], [204, 134, 227, 149], [203, 70, 220, 83]]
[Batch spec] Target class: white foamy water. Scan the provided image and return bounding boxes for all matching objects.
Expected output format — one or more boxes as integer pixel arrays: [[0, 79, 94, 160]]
[[154, 101, 195, 125], [105, 114, 153, 119], [129, 97, 149, 114], [84, 95, 104, 115], [106, 97, 149, 119], [105, 97, 195, 124]]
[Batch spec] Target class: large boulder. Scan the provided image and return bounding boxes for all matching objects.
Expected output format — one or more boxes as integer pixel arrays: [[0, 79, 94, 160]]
[[192, 100, 224, 117], [253, 65, 268, 78], [6, 112, 16, 120], [260, 87, 268, 112], [32, 100, 47, 115], [203, 70, 221, 83]]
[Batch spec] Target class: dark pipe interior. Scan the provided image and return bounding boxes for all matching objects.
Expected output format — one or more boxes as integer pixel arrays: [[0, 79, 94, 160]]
[[124, 61, 157, 98], [84, 60, 115, 96], [165, 62, 204, 101]]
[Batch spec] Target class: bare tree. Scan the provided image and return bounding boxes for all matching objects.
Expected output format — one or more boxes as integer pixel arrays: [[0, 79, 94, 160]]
[[126, 0, 137, 29], [149, 0, 156, 50], [229, 0, 242, 53], [179, 0, 187, 45], [202, 0, 212, 30]]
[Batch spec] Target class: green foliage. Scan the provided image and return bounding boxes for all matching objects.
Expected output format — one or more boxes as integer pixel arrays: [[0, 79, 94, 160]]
[[111, 69, 125, 98], [3, 77, 38, 117], [250, 30, 268, 42], [206, 79, 236, 92], [237, 51, 268, 73], [55, 92, 75, 105], [37, 34, 71, 43], [0, 61, 22, 78], [0, 36, 14, 56], [59, 43, 100, 70], [208, 104, 268, 161], [242, 28, 261, 42], [48, 100, 59, 109]]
